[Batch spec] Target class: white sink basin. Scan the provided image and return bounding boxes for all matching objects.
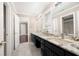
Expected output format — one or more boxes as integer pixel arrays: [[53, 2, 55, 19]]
[[64, 39, 76, 43], [70, 43, 79, 49], [43, 36, 56, 39]]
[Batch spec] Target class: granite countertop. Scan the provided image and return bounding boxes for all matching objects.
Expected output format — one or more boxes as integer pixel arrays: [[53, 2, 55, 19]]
[[32, 32, 79, 55]]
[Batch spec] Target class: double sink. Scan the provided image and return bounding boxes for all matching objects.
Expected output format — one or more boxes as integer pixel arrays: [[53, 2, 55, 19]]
[[40, 33, 79, 50]]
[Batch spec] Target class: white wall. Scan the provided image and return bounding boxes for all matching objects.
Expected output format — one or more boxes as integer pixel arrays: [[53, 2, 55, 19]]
[[20, 16, 29, 23]]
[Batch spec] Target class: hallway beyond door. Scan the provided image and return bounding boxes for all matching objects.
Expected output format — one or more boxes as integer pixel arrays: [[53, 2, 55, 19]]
[[20, 23, 28, 43]]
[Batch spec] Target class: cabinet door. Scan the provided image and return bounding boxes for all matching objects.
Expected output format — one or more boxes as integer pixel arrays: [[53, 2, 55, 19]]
[[36, 39, 41, 48], [31, 34, 34, 42], [44, 46, 52, 56], [33, 35, 37, 46], [41, 39, 45, 56], [41, 47, 45, 56]]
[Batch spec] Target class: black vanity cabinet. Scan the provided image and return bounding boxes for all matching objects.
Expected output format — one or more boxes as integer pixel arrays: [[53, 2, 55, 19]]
[[35, 36, 41, 48], [31, 34, 36, 45], [42, 39, 65, 56], [31, 34, 77, 56], [31, 34, 41, 48]]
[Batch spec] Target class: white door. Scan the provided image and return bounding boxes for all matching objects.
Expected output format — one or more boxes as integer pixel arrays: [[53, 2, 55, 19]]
[[20, 24, 27, 35], [20, 23, 28, 43]]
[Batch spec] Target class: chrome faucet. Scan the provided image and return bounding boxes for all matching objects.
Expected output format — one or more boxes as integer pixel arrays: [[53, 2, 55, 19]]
[[71, 36, 79, 41], [60, 33, 64, 39], [68, 34, 79, 41]]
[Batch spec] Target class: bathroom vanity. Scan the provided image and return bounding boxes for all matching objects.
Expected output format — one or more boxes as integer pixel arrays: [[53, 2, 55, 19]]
[[31, 33, 79, 56]]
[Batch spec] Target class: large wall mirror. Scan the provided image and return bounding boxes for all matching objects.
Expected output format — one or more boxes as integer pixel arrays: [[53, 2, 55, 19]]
[[44, 12, 50, 32], [62, 14, 74, 35]]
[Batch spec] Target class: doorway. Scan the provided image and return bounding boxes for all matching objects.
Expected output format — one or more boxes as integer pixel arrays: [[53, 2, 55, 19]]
[[20, 23, 28, 43]]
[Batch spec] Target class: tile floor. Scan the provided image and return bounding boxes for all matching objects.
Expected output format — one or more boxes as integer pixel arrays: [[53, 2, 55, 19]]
[[12, 42, 41, 56]]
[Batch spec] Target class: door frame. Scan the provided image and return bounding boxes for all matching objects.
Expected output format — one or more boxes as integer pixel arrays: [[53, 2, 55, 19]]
[[13, 16, 15, 50], [20, 23, 28, 43], [3, 3, 7, 56]]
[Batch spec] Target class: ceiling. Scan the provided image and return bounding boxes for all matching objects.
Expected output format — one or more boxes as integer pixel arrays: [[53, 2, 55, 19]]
[[13, 2, 51, 17]]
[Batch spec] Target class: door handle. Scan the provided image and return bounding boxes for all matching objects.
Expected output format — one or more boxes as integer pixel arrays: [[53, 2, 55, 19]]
[[0, 41, 6, 46]]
